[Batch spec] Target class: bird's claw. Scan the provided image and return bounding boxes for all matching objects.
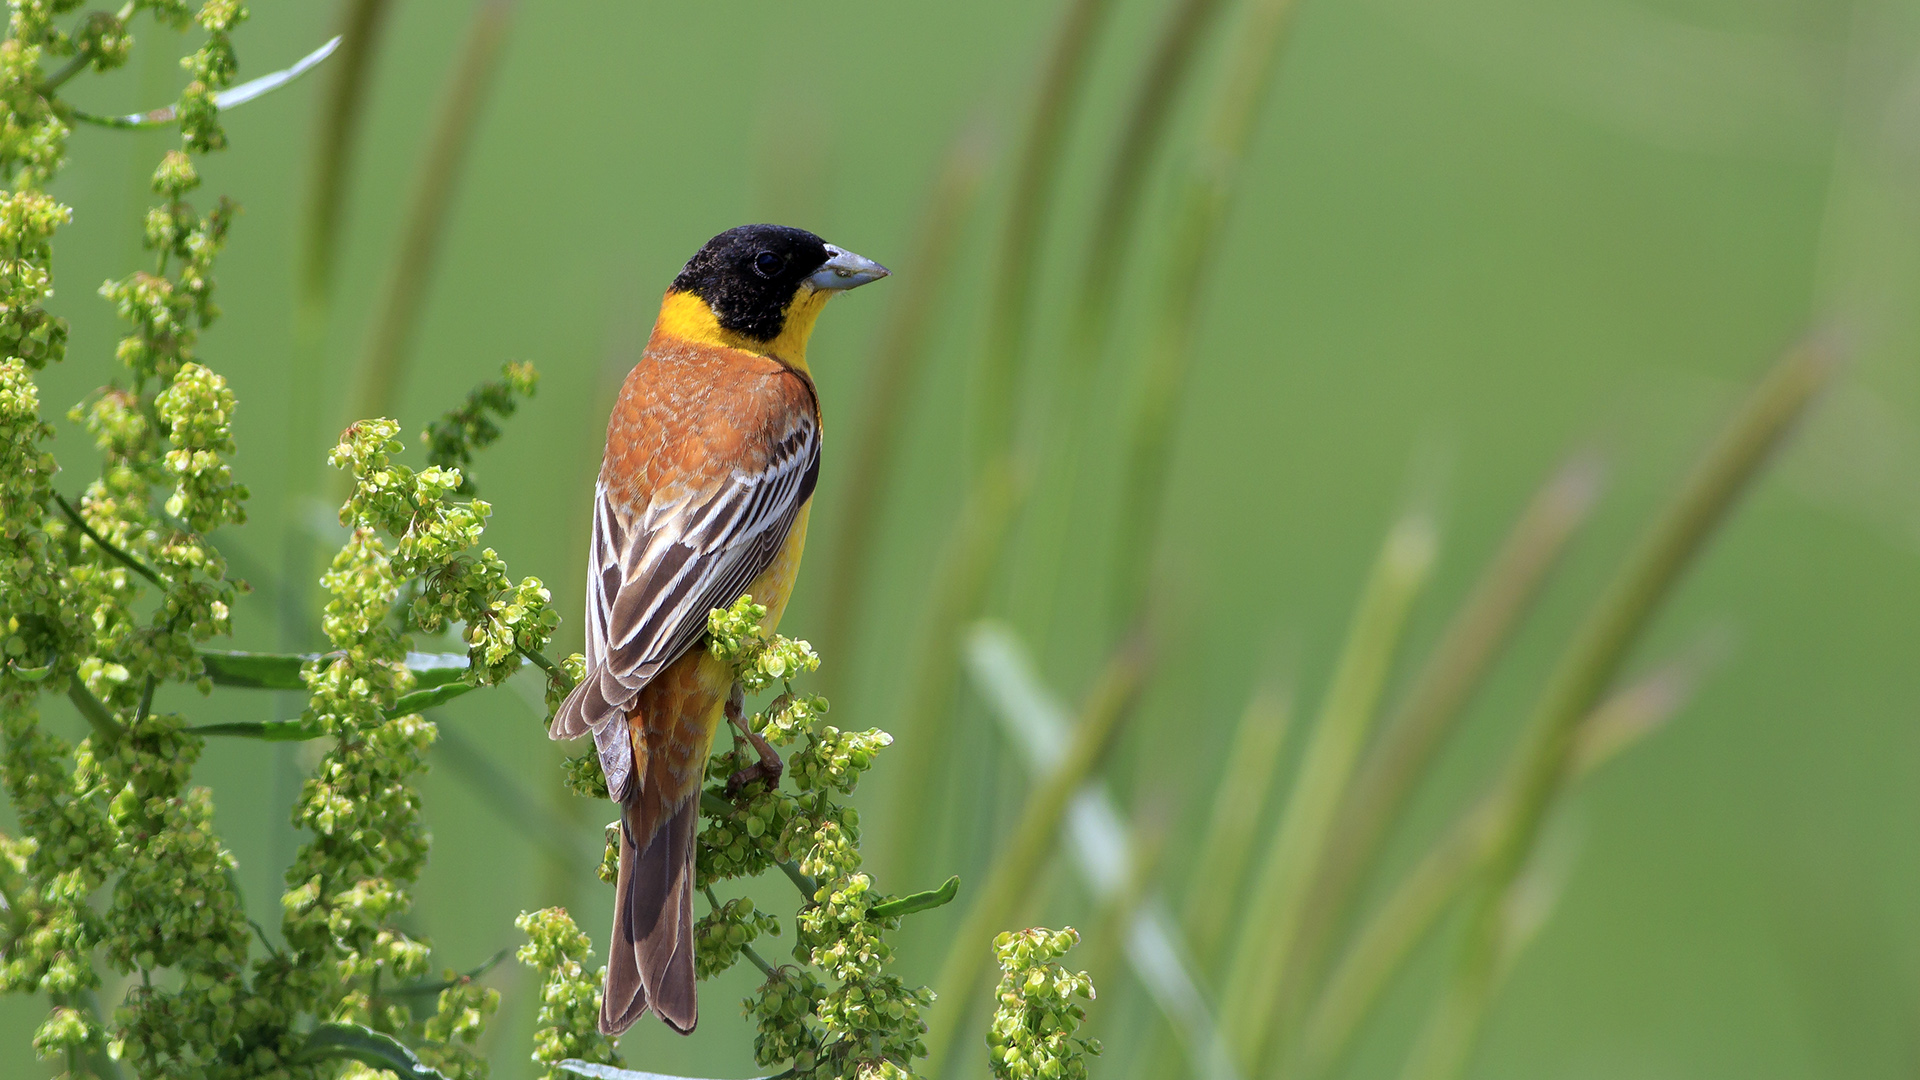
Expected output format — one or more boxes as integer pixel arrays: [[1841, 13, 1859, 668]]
[[724, 681, 784, 796]]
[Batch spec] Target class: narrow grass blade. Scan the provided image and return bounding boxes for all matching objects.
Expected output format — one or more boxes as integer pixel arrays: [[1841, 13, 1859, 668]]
[[1109, 0, 1314, 631], [1220, 513, 1438, 1074], [1020, 0, 1231, 641], [974, 0, 1121, 462], [69, 36, 342, 128], [882, 456, 1020, 882], [888, 0, 1119, 884], [818, 128, 990, 696], [1292, 651, 1707, 1080], [346, 0, 515, 430], [1277, 456, 1602, 1028], [967, 623, 1239, 1080], [924, 633, 1148, 1077], [1398, 338, 1838, 1080], [1183, 680, 1292, 975]]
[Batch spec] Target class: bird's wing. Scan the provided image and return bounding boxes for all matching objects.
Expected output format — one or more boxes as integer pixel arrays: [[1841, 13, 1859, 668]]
[[553, 401, 818, 800]]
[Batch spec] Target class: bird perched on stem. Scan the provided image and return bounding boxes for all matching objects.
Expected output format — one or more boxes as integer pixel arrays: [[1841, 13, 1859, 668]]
[[551, 225, 889, 1036]]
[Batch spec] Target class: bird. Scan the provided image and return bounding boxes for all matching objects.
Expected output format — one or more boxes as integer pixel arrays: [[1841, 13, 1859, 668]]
[[550, 224, 889, 1037]]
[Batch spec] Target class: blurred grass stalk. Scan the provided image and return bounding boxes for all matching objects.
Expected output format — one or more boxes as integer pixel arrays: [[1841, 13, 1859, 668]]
[[1182, 681, 1292, 973], [969, 623, 1239, 1080], [1219, 512, 1437, 1075], [1268, 455, 1604, 1031], [1110, 0, 1310, 631], [1016, 0, 1229, 641], [1397, 337, 1839, 1080], [1292, 649, 1710, 1080], [344, 0, 515, 433], [885, 0, 1117, 880], [817, 129, 990, 697], [923, 632, 1149, 1077]]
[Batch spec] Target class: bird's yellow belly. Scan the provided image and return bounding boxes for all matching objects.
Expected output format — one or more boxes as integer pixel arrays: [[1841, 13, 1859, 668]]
[[633, 501, 814, 806], [746, 501, 810, 634]]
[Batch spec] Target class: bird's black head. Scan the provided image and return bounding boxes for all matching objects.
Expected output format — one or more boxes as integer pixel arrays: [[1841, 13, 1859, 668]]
[[669, 224, 889, 346]]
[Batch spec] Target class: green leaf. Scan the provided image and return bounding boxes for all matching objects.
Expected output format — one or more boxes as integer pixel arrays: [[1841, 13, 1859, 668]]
[[297, 1022, 448, 1080], [198, 649, 470, 690], [188, 718, 325, 742], [391, 681, 475, 715], [195, 649, 308, 689], [557, 1061, 768, 1080], [870, 875, 960, 919], [71, 36, 343, 129], [191, 675, 479, 740]]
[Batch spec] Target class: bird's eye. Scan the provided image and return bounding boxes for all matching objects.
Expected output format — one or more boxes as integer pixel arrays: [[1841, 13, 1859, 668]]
[[754, 251, 785, 277]]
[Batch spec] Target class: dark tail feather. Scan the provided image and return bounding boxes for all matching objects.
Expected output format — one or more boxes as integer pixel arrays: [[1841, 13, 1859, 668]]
[[599, 796, 700, 1036], [598, 817, 649, 1035]]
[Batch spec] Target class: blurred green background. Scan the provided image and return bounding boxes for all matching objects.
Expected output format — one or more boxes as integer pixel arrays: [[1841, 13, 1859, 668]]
[[8, 0, 1920, 1076]]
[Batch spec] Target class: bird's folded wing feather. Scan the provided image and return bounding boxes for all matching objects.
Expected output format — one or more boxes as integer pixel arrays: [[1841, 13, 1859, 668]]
[[553, 398, 818, 801]]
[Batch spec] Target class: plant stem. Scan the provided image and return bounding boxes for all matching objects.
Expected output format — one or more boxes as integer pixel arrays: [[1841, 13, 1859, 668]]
[[883, 455, 1020, 881], [1398, 338, 1837, 1080], [518, 645, 574, 691], [66, 677, 122, 747], [53, 492, 167, 588], [886, 0, 1117, 883], [1293, 653, 1708, 1080]]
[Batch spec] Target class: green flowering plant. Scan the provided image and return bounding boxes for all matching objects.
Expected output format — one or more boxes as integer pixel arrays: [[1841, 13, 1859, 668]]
[[0, 7, 1083, 1080], [986, 928, 1099, 1080], [683, 597, 941, 1079]]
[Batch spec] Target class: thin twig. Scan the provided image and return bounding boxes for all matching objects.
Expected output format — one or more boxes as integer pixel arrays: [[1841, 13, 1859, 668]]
[[705, 885, 779, 978], [518, 645, 574, 691], [53, 492, 166, 588]]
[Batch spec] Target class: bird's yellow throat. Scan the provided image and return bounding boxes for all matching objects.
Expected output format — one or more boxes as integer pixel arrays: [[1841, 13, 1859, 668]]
[[656, 288, 830, 373]]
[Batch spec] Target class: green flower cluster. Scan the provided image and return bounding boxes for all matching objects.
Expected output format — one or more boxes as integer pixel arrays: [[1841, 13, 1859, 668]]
[[694, 595, 932, 1080], [515, 907, 621, 1080], [986, 928, 1100, 1080], [268, 412, 568, 1058], [416, 972, 502, 1080], [423, 359, 539, 494], [693, 893, 779, 980], [0, 7, 275, 1077]]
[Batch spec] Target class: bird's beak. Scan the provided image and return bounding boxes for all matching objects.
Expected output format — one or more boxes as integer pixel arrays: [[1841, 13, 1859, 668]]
[[807, 244, 891, 291]]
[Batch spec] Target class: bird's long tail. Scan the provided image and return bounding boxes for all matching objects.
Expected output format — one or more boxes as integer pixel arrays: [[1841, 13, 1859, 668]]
[[599, 788, 701, 1036]]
